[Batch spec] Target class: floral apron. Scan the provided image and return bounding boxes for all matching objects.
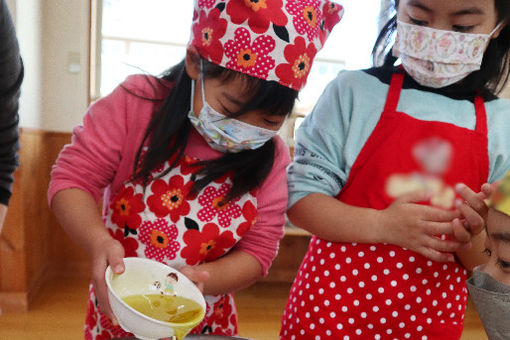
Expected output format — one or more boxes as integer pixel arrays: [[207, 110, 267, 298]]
[[281, 71, 489, 339], [85, 152, 258, 339]]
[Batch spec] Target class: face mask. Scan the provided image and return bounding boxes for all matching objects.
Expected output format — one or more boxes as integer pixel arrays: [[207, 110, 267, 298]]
[[393, 20, 503, 88], [466, 268, 510, 339], [187, 73, 278, 153]]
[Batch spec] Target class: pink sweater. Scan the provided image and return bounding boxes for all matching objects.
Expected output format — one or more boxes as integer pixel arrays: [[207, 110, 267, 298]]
[[48, 75, 290, 275]]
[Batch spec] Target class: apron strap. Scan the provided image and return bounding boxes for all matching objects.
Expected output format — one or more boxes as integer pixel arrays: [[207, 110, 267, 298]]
[[474, 95, 488, 135], [384, 71, 405, 113]]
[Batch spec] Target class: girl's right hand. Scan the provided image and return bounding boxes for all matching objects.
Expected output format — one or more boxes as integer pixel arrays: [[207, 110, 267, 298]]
[[379, 190, 467, 263], [90, 236, 125, 326]]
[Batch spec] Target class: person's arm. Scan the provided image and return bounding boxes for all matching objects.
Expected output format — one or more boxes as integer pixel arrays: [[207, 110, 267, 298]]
[[288, 191, 463, 262], [52, 188, 125, 324], [48, 77, 140, 325], [0, 0, 23, 232], [181, 250, 261, 296], [287, 74, 465, 262], [183, 137, 293, 294]]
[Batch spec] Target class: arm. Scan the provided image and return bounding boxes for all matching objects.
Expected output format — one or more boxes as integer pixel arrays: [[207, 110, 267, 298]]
[[288, 191, 462, 262], [48, 79, 138, 325], [287, 75, 464, 262], [182, 250, 261, 296], [182, 137, 292, 293], [288, 193, 381, 243], [52, 188, 125, 324], [0, 0, 23, 229]]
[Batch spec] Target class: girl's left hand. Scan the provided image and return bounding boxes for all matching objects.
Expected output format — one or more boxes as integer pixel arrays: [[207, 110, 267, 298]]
[[452, 183, 495, 244], [179, 265, 210, 292]]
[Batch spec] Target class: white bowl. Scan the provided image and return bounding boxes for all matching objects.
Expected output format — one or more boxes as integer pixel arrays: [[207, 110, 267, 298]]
[[105, 258, 206, 340]]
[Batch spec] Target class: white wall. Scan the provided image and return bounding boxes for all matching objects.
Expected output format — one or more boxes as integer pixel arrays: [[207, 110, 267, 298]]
[[16, 0, 42, 129], [15, 0, 90, 132]]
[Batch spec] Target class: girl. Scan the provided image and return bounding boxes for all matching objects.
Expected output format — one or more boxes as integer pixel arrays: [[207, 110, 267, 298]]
[[48, 0, 343, 338], [280, 0, 510, 339]]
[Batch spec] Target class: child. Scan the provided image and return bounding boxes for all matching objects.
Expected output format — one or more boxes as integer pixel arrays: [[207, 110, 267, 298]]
[[48, 0, 343, 338], [467, 171, 510, 339], [281, 0, 510, 339]]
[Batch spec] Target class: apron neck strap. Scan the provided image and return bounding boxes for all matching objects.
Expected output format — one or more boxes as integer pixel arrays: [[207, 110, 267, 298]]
[[383, 71, 405, 113], [474, 94, 488, 135], [385, 71, 488, 136]]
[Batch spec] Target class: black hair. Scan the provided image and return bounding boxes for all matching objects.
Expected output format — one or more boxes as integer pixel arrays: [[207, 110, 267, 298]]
[[129, 58, 298, 202], [372, 0, 510, 96]]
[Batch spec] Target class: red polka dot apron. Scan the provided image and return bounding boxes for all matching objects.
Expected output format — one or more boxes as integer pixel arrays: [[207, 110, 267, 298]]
[[281, 71, 489, 340], [85, 152, 258, 339]]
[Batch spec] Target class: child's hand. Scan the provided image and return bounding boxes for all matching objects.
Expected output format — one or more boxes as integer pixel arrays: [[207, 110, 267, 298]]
[[380, 190, 465, 262], [179, 265, 210, 292], [90, 236, 125, 326], [452, 183, 493, 244]]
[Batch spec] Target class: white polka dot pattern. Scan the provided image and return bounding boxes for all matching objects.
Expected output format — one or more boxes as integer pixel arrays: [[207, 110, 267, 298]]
[[280, 236, 468, 339]]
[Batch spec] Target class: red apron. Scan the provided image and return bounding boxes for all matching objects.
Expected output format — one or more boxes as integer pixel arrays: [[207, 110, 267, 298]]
[[281, 71, 489, 339]]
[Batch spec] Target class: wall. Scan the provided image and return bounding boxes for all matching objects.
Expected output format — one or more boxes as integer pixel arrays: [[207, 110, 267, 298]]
[[17, 0, 90, 132], [15, 0, 42, 129], [0, 0, 91, 312], [40, 0, 90, 132]]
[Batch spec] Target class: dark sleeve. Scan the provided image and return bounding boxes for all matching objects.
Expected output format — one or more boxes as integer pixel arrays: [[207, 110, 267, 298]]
[[0, 0, 23, 206]]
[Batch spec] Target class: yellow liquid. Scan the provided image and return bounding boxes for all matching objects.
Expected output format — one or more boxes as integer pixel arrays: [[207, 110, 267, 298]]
[[122, 294, 204, 324]]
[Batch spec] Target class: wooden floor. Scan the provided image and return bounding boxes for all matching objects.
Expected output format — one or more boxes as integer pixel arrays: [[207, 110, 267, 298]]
[[0, 276, 488, 340]]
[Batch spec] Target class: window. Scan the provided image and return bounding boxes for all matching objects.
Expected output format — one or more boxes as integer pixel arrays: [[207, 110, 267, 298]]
[[91, 0, 382, 141]]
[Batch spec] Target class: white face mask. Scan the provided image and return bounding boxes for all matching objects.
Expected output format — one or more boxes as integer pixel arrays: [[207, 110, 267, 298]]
[[187, 73, 278, 153], [393, 20, 503, 88]]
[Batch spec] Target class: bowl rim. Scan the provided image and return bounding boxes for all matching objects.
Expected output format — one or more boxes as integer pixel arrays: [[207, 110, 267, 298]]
[[105, 257, 206, 329]]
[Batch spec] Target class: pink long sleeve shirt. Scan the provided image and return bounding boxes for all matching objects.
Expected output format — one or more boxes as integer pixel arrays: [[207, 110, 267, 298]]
[[48, 75, 290, 275]]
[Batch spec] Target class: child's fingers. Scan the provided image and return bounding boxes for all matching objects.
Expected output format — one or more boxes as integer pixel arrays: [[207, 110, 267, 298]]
[[454, 200, 485, 235], [451, 218, 471, 243], [107, 244, 126, 274], [96, 282, 118, 326], [419, 247, 455, 263], [421, 221, 454, 236], [421, 206, 460, 222], [91, 264, 118, 326], [179, 265, 210, 292], [456, 183, 488, 215], [424, 236, 463, 254], [481, 182, 499, 200]]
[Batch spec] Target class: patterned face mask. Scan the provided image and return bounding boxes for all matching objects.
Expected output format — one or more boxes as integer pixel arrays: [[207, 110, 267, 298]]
[[188, 74, 278, 153], [393, 20, 503, 88]]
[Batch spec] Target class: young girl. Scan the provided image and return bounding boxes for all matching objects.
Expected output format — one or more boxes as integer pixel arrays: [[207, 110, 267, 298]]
[[48, 0, 343, 338], [281, 0, 510, 339]]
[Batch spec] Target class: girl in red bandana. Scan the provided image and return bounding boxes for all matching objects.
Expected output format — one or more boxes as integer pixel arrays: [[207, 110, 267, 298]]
[[48, 0, 343, 338]]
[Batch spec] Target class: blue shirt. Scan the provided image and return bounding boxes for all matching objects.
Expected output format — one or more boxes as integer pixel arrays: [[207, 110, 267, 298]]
[[288, 67, 510, 208]]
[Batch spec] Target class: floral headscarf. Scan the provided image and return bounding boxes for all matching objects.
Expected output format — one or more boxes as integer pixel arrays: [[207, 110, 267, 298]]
[[190, 0, 344, 91]]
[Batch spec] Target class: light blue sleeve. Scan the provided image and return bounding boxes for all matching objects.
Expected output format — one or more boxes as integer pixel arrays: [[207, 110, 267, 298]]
[[487, 97, 510, 183], [287, 73, 352, 208]]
